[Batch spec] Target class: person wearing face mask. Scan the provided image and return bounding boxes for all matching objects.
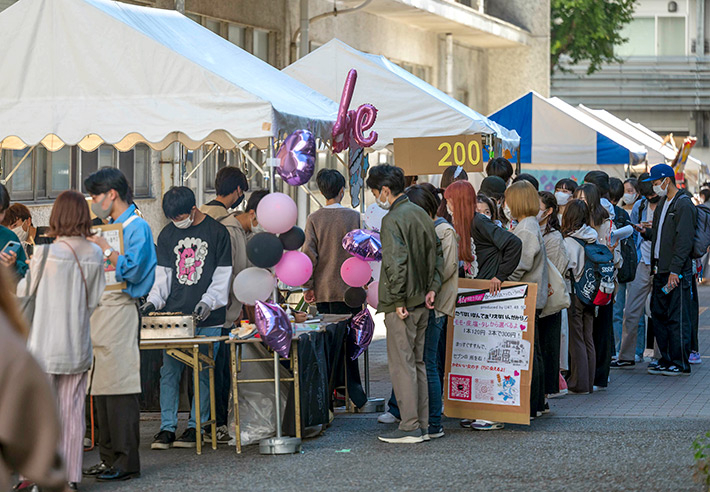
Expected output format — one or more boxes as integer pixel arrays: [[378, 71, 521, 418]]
[[622, 178, 640, 212], [198, 166, 249, 443], [0, 184, 28, 279], [612, 173, 658, 369], [82, 168, 157, 482], [366, 165, 442, 444], [143, 186, 232, 450], [476, 194, 500, 226], [638, 164, 697, 376], [537, 191, 569, 401], [1, 203, 34, 257], [554, 178, 578, 220], [235, 189, 270, 239]]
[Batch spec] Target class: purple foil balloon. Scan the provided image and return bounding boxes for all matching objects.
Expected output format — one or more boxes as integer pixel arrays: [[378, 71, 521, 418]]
[[254, 301, 291, 358], [348, 308, 374, 360], [275, 130, 316, 186], [342, 229, 382, 262]]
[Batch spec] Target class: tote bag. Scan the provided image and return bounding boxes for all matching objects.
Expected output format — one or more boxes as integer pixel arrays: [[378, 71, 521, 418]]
[[541, 258, 570, 318]]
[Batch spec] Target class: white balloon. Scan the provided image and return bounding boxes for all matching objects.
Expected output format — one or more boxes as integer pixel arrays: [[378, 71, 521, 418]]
[[233, 267, 276, 305], [370, 261, 382, 282], [364, 203, 388, 232]]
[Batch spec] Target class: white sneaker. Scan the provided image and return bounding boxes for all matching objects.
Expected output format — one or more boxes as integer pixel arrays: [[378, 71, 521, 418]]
[[377, 412, 400, 424], [635, 354, 645, 363]]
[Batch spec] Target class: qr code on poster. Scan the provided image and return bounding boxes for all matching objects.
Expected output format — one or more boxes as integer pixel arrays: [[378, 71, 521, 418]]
[[449, 375, 472, 401], [474, 378, 496, 402]]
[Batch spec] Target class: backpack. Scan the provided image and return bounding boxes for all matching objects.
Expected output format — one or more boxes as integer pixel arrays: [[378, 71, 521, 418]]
[[571, 238, 615, 306], [613, 206, 637, 283], [692, 203, 710, 259]]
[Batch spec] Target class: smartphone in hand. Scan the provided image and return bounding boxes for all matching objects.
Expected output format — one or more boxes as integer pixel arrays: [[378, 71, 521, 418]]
[[1, 241, 21, 256]]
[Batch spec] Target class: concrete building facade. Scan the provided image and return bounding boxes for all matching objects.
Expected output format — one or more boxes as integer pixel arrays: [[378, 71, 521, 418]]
[[0, 0, 549, 234]]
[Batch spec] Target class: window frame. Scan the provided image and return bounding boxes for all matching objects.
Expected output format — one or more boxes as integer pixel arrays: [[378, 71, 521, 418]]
[[616, 14, 688, 57]]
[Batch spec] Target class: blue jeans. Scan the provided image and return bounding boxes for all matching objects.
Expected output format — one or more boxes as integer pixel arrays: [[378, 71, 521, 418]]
[[614, 283, 646, 357], [160, 326, 221, 432], [388, 312, 447, 430]]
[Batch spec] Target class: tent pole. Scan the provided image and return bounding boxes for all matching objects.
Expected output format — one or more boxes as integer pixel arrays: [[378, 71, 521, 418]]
[[1, 145, 36, 185]]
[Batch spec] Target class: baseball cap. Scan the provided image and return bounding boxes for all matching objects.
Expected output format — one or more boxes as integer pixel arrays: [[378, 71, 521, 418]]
[[479, 176, 507, 198], [643, 163, 675, 182]]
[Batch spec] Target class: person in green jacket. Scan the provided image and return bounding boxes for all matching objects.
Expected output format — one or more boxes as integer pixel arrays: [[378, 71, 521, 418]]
[[366, 165, 442, 444], [0, 184, 27, 279]]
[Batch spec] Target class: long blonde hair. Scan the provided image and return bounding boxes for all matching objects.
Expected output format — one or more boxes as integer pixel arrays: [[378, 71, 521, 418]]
[[0, 267, 28, 338]]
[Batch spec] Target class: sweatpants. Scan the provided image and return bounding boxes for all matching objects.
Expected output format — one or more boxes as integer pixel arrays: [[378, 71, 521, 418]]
[[385, 307, 429, 432], [95, 394, 140, 473], [651, 272, 693, 371], [48, 372, 88, 483], [619, 262, 653, 361]]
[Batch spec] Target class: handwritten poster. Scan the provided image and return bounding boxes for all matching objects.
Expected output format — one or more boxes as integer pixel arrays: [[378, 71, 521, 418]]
[[444, 279, 537, 425], [91, 223, 126, 291]]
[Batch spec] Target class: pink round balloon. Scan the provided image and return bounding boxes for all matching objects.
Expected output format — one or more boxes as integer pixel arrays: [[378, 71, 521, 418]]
[[275, 251, 313, 287], [256, 192, 298, 234], [366, 281, 379, 309], [340, 257, 372, 288]]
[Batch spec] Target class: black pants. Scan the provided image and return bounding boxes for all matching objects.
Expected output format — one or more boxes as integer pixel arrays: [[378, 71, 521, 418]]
[[691, 275, 699, 353], [651, 272, 692, 371], [214, 327, 232, 427], [530, 311, 545, 416], [593, 303, 613, 388], [538, 311, 561, 394], [95, 394, 140, 473]]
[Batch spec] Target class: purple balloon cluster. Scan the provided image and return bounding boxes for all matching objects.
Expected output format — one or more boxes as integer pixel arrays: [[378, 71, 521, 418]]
[[275, 130, 316, 186], [254, 301, 292, 358], [348, 308, 374, 360], [342, 229, 382, 262]]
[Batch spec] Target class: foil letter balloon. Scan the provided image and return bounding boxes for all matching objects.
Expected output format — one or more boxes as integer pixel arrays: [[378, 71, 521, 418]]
[[348, 308, 374, 360], [254, 301, 291, 358], [275, 130, 316, 186], [332, 70, 357, 153], [353, 104, 378, 148], [342, 229, 382, 262]]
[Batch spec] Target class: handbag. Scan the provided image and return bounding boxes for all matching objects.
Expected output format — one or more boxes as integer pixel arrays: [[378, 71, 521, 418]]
[[541, 258, 571, 318], [17, 245, 50, 326]]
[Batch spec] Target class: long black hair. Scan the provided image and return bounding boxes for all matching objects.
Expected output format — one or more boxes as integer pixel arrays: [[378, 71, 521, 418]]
[[538, 191, 561, 235], [404, 185, 439, 219], [574, 183, 609, 227]]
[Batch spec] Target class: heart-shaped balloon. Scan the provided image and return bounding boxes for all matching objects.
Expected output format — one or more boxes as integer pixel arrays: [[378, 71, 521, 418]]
[[275, 130, 316, 186], [254, 301, 292, 358]]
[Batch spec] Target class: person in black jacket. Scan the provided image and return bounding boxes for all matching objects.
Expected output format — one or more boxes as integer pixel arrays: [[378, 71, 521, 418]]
[[639, 164, 697, 376]]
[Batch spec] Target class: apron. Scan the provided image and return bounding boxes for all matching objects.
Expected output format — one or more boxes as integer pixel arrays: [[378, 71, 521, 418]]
[[89, 290, 140, 395]]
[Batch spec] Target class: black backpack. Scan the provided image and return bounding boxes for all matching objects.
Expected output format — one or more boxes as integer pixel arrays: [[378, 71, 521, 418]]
[[571, 238, 616, 306], [613, 206, 637, 283], [692, 203, 710, 259]]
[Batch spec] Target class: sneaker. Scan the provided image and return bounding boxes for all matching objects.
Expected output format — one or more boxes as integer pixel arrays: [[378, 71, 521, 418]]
[[610, 360, 635, 369], [377, 412, 400, 424], [647, 363, 666, 375], [172, 428, 201, 449], [547, 391, 566, 399], [215, 425, 231, 444], [151, 430, 175, 450], [378, 428, 424, 444], [471, 420, 504, 431], [542, 401, 550, 414], [648, 360, 659, 369], [635, 354, 645, 363], [661, 365, 687, 377], [689, 352, 702, 365], [428, 426, 445, 439], [567, 390, 589, 395], [593, 385, 607, 391], [459, 419, 474, 428], [422, 433, 430, 442]]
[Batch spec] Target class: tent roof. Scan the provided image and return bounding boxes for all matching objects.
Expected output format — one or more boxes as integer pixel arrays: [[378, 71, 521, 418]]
[[0, 0, 338, 151], [488, 91, 648, 166], [282, 39, 520, 151]]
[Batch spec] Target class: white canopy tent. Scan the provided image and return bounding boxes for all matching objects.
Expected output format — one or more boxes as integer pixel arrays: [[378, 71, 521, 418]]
[[0, 0, 338, 152], [282, 39, 520, 152]]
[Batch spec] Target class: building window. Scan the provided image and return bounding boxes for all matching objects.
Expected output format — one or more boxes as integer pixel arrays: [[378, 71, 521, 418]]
[[397, 61, 432, 84], [1, 144, 151, 202], [186, 13, 274, 65], [616, 16, 687, 57]]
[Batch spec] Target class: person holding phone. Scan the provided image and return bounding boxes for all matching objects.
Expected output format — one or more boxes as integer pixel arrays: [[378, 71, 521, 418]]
[[0, 184, 28, 279]]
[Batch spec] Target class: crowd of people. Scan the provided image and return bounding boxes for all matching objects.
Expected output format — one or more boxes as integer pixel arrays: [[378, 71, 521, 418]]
[[0, 157, 705, 488]]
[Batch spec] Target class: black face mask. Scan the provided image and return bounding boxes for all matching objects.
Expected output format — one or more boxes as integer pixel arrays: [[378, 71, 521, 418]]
[[648, 195, 661, 204], [232, 194, 244, 209]]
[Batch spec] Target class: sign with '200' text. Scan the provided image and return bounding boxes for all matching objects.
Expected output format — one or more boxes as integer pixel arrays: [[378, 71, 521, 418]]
[[393, 134, 484, 175]]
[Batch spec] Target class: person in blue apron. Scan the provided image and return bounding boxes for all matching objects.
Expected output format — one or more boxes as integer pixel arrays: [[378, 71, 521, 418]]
[[83, 168, 157, 482]]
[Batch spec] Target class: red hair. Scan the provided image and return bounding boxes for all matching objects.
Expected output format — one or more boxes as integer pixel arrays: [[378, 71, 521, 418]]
[[444, 180, 476, 263]]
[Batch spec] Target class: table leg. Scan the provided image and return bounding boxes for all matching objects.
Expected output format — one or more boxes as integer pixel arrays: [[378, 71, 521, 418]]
[[230, 343, 242, 454], [208, 343, 217, 450], [193, 344, 202, 455], [293, 341, 301, 440]]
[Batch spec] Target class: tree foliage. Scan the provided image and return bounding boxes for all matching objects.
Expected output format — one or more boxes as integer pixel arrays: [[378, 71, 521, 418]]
[[551, 0, 636, 75]]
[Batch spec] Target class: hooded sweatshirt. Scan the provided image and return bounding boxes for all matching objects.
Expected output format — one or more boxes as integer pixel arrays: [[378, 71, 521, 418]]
[[508, 216, 549, 310], [564, 224, 598, 283]]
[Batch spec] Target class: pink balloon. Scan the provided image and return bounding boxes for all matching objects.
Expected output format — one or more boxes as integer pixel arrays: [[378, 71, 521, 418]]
[[332, 69, 357, 153], [256, 192, 298, 234], [354, 104, 378, 148], [340, 257, 372, 288], [366, 281, 379, 309], [275, 251, 313, 287]]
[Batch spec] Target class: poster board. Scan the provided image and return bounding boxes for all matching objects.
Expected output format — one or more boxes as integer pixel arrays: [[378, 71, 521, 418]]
[[393, 134, 484, 175], [443, 279, 537, 425], [91, 223, 126, 291]]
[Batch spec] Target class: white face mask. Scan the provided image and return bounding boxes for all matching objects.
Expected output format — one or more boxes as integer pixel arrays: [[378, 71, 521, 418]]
[[173, 211, 194, 229], [554, 191, 570, 206], [623, 192, 637, 205], [536, 210, 547, 223], [376, 191, 391, 210], [12, 225, 28, 242], [503, 205, 513, 221], [447, 205, 454, 218], [653, 179, 668, 198]]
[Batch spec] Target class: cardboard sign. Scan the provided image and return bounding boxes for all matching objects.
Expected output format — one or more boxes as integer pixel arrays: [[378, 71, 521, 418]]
[[443, 279, 537, 425], [393, 134, 484, 175], [91, 223, 126, 292]]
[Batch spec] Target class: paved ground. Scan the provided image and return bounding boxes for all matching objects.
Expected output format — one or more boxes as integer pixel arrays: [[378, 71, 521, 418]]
[[78, 286, 710, 491]]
